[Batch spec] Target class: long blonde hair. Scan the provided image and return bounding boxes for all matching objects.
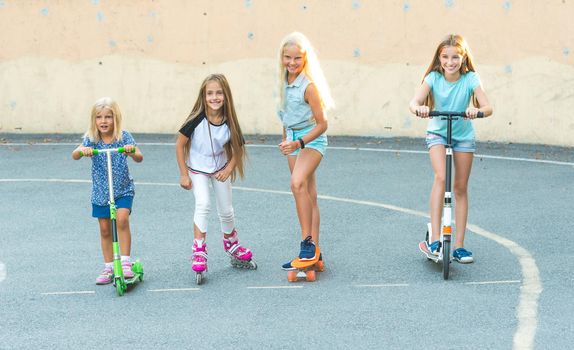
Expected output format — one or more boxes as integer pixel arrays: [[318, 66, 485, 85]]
[[277, 32, 335, 111], [422, 34, 479, 110], [179, 74, 246, 181], [85, 97, 123, 143]]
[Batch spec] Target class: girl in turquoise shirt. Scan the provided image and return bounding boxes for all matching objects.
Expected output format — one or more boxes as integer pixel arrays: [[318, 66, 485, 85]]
[[409, 34, 493, 263]]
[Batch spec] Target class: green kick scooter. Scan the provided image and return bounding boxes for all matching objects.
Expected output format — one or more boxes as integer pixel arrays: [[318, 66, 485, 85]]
[[81, 147, 144, 295]]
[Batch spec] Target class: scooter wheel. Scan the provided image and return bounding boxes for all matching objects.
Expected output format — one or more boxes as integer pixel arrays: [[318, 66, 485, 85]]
[[442, 240, 451, 280], [116, 281, 125, 296]]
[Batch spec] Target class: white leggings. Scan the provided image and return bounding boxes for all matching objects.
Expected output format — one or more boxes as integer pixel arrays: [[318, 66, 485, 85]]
[[190, 172, 235, 234]]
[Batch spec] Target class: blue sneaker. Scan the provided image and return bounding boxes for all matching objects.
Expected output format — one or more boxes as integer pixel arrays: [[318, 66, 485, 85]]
[[453, 248, 474, 263], [281, 261, 296, 271], [298, 236, 317, 261], [426, 240, 440, 256]]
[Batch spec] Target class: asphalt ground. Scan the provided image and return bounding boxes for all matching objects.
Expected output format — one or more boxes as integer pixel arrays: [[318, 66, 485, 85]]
[[0, 134, 572, 349]]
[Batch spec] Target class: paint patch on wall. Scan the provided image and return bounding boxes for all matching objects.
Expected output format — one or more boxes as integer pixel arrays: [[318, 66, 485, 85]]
[[247, 32, 255, 40], [503, 1, 511, 11], [149, 10, 157, 18], [96, 10, 105, 22], [563, 47, 570, 57], [147, 35, 154, 44], [444, 0, 455, 8], [403, 1, 411, 12], [301, 4, 308, 11], [109, 40, 117, 48], [40, 7, 49, 16], [9, 101, 16, 110], [244, 0, 253, 8], [0, 1, 6, 9], [504, 64, 512, 73], [91, 0, 99, 5], [353, 48, 361, 57], [352, 0, 361, 10]]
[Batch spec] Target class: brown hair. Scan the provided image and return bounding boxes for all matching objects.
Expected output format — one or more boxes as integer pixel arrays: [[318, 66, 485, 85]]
[[180, 74, 246, 181], [422, 34, 479, 110]]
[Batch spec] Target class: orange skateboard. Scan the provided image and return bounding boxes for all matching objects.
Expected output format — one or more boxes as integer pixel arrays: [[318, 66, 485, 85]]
[[287, 247, 324, 282]]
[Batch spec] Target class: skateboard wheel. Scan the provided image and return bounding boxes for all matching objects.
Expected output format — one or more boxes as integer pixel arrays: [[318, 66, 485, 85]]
[[306, 270, 316, 282], [316, 261, 325, 272], [287, 271, 297, 282]]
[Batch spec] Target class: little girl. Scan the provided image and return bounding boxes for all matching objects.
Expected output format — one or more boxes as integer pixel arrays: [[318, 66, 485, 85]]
[[72, 97, 143, 284], [409, 34, 493, 263], [175, 74, 255, 274], [276, 32, 335, 270]]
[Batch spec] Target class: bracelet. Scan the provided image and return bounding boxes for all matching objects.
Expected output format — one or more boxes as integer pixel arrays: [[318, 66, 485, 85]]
[[297, 138, 305, 149]]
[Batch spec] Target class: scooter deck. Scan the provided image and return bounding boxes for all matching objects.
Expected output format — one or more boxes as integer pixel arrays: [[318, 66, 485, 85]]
[[419, 241, 441, 263], [117, 260, 144, 285], [124, 272, 144, 285]]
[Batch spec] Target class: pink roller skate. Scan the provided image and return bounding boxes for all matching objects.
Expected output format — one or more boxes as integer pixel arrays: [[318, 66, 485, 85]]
[[223, 230, 257, 270], [191, 239, 208, 284]]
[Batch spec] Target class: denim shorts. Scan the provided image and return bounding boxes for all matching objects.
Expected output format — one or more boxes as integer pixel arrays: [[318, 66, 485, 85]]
[[425, 133, 476, 153], [286, 124, 328, 156], [92, 196, 133, 218]]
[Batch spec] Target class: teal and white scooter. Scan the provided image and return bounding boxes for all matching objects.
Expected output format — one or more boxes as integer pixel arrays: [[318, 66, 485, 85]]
[[81, 147, 144, 296]]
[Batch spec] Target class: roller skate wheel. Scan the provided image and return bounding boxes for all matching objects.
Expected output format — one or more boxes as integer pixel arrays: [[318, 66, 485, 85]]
[[305, 270, 316, 282], [249, 260, 257, 270], [196, 273, 203, 285], [287, 271, 297, 282]]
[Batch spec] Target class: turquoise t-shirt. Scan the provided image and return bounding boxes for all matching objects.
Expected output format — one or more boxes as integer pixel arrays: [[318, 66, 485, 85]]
[[424, 71, 481, 141]]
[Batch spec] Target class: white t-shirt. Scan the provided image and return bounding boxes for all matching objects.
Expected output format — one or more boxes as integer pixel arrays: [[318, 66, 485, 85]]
[[179, 113, 230, 174]]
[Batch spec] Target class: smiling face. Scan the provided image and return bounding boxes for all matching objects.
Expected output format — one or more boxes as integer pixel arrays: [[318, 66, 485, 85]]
[[204, 80, 225, 115], [439, 45, 464, 78], [95, 107, 114, 137], [282, 44, 306, 77]]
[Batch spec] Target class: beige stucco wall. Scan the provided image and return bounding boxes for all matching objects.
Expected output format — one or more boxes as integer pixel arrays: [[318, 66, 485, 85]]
[[1, 1, 573, 146]]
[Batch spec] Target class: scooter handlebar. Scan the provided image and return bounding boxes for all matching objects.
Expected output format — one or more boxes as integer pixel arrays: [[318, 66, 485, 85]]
[[79, 147, 135, 157], [428, 111, 484, 118]]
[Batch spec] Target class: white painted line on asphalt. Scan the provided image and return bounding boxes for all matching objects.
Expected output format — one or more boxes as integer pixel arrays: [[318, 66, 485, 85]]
[[1, 179, 542, 350], [0, 178, 90, 183], [467, 224, 542, 350], [148, 288, 200, 292], [465, 280, 521, 285], [355, 284, 409, 288], [0, 262, 6, 283], [2, 142, 572, 167], [41, 291, 95, 295], [247, 286, 303, 289]]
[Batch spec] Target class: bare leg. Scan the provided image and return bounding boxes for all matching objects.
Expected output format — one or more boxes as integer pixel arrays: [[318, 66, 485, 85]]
[[194, 224, 206, 240], [116, 208, 132, 256], [98, 218, 113, 262], [307, 173, 320, 245], [287, 149, 323, 244], [428, 145, 446, 242], [453, 151, 474, 249]]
